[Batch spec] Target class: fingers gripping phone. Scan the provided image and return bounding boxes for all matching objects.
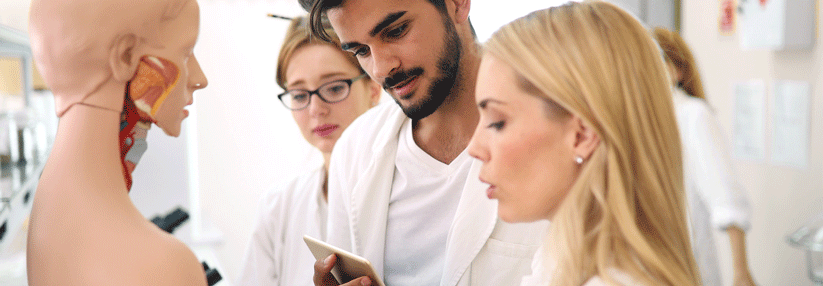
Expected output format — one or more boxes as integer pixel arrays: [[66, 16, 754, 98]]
[[303, 235, 386, 286]]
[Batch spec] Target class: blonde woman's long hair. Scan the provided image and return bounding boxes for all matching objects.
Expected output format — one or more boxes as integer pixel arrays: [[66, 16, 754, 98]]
[[653, 27, 706, 99], [484, 2, 700, 285]]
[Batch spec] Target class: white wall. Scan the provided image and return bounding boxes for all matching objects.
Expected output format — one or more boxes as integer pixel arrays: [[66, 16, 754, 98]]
[[0, 0, 30, 31], [192, 0, 317, 282], [471, 1, 566, 42], [681, 1, 823, 285]]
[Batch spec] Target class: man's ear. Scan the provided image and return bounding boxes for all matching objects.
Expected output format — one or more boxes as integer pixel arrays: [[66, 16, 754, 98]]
[[447, 0, 471, 24], [109, 33, 140, 82], [572, 117, 600, 160]]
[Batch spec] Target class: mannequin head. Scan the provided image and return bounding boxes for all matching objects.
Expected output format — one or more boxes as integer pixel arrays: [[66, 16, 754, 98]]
[[29, 0, 208, 136]]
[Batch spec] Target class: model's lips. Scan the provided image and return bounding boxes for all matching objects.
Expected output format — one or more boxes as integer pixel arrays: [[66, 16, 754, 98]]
[[486, 185, 497, 200], [182, 109, 189, 118], [479, 177, 497, 200], [313, 124, 340, 137], [390, 75, 419, 100]]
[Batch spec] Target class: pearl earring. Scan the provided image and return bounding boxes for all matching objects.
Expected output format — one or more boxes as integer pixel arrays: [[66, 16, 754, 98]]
[[575, 156, 584, 164]]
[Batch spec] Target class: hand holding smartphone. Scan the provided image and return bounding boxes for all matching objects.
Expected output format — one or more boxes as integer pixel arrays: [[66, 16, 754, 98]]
[[304, 235, 386, 286]]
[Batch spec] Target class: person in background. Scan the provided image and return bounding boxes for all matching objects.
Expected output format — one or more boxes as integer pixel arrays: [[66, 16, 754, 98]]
[[654, 27, 756, 286], [468, 2, 700, 285], [238, 15, 381, 286]]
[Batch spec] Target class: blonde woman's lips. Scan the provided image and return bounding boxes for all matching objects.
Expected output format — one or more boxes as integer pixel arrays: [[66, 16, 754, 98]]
[[479, 177, 496, 199], [486, 185, 497, 200]]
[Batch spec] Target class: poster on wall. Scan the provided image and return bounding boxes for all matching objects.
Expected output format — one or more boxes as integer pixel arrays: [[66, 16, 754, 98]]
[[738, 0, 816, 50], [733, 80, 767, 161], [719, 0, 737, 35], [770, 80, 810, 168]]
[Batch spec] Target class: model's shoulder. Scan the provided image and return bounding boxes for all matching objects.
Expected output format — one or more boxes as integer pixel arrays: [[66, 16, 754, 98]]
[[68, 223, 206, 285], [131, 230, 207, 286]]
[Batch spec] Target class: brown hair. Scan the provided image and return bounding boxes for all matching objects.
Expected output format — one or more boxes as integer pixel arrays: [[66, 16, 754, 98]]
[[653, 27, 706, 99], [276, 15, 366, 90]]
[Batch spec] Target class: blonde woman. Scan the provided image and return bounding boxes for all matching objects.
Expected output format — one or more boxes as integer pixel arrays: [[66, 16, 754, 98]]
[[239, 16, 381, 286], [654, 27, 756, 286], [468, 2, 700, 285]]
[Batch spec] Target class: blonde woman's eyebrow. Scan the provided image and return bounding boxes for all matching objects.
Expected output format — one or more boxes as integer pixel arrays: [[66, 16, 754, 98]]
[[478, 98, 506, 109]]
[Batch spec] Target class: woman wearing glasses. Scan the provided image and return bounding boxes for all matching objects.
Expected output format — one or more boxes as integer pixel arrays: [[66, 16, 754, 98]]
[[239, 16, 381, 286]]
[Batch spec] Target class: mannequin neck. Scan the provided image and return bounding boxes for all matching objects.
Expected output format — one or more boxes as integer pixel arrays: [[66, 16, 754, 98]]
[[49, 102, 129, 198], [73, 77, 127, 114]]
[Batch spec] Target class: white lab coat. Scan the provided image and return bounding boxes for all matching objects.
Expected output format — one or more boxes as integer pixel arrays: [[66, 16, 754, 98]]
[[238, 166, 327, 286], [673, 88, 752, 286], [327, 101, 549, 286]]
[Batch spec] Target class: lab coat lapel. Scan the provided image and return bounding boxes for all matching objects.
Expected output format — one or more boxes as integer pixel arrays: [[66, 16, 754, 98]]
[[441, 160, 498, 286], [348, 107, 406, 279]]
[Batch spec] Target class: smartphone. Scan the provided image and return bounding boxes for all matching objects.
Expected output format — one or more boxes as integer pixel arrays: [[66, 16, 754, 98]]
[[303, 235, 386, 286]]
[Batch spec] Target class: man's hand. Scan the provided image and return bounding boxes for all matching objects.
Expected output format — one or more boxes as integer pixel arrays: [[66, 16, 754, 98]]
[[313, 254, 372, 286]]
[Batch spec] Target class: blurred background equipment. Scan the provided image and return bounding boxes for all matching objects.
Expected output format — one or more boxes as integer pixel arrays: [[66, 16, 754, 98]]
[[0, 22, 54, 286], [788, 213, 823, 285]]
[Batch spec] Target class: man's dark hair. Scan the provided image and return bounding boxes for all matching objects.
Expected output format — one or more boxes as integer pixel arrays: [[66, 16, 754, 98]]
[[305, 0, 448, 42]]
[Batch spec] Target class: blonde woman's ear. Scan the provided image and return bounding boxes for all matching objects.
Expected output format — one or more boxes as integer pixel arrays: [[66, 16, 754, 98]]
[[572, 117, 600, 161]]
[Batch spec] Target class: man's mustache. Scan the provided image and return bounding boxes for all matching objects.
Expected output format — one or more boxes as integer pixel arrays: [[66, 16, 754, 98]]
[[382, 67, 424, 90]]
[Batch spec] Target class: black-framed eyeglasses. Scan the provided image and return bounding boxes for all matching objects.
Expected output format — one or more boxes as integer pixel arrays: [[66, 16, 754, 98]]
[[277, 74, 367, 110]]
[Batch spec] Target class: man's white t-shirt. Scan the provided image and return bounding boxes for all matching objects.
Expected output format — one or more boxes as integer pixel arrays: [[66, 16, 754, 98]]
[[383, 119, 472, 285]]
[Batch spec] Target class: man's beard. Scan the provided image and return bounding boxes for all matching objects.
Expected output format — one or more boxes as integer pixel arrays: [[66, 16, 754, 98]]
[[385, 19, 462, 120]]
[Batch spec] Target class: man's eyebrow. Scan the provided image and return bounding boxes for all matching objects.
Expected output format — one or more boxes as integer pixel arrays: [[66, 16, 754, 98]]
[[340, 11, 408, 51], [370, 11, 407, 37], [340, 42, 361, 51]]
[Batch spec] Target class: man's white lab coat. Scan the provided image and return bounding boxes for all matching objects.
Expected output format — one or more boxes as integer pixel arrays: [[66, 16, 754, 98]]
[[327, 102, 550, 286]]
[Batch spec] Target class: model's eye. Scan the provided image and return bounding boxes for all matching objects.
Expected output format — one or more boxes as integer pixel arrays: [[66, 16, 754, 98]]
[[326, 84, 346, 95], [487, 121, 505, 130], [385, 22, 409, 39], [290, 92, 310, 104], [353, 46, 370, 57]]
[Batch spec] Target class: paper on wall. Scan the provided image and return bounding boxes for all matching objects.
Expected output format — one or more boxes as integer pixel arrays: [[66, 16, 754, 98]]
[[770, 80, 810, 168], [733, 80, 767, 161]]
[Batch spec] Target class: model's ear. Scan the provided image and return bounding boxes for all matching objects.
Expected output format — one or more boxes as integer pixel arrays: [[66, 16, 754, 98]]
[[571, 117, 600, 160], [109, 33, 140, 82], [447, 0, 471, 24]]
